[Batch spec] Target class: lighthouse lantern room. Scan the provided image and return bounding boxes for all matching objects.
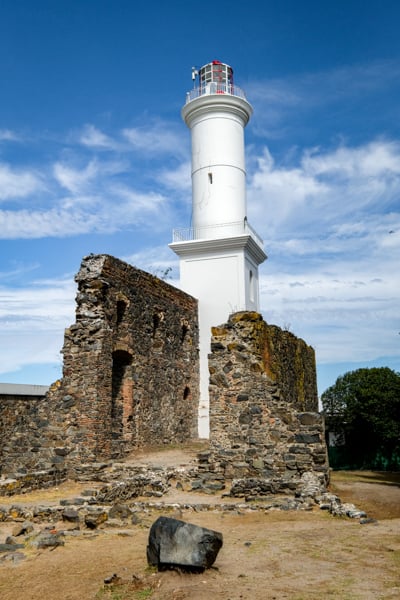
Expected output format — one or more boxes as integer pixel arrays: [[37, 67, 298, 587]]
[[198, 60, 234, 93], [170, 61, 267, 437]]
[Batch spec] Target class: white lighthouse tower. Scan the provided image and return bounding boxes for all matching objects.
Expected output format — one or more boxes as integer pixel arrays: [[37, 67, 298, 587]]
[[170, 61, 267, 437]]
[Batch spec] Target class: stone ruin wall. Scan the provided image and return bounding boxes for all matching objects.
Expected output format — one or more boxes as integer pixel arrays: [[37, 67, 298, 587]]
[[0, 393, 48, 478], [0, 254, 199, 477], [203, 312, 329, 495]]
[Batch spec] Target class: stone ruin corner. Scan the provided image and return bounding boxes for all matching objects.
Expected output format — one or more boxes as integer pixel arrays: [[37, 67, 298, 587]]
[[199, 310, 330, 497]]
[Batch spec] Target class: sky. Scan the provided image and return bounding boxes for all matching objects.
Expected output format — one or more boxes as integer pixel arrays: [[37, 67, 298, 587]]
[[0, 0, 399, 396]]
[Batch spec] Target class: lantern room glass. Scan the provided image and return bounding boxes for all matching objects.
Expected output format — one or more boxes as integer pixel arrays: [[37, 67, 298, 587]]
[[199, 61, 234, 94]]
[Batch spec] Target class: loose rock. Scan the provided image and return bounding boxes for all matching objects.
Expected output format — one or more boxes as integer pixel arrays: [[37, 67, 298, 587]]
[[147, 516, 223, 572]]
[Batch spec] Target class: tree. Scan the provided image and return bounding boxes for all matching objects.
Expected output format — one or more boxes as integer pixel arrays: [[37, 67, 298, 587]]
[[321, 367, 400, 470]]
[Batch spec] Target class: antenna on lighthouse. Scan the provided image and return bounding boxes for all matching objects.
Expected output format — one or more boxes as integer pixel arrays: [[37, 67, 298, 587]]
[[191, 66, 198, 82]]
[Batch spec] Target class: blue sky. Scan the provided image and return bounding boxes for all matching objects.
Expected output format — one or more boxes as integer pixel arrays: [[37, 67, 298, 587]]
[[0, 0, 399, 395]]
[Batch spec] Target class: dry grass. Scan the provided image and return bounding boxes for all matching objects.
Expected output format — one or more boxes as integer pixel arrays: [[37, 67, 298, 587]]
[[0, 469, 399, 599]]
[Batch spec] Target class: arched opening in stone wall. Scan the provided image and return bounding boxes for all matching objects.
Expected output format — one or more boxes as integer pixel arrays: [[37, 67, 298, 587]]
[[111, 349, 134, 455]]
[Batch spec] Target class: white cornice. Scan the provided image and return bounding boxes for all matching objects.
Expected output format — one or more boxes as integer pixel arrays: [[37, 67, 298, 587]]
[[182, 94, 253, 127], [169, 234, 267, 265]]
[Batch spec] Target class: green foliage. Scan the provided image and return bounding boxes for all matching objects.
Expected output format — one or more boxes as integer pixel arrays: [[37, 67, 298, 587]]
[[322, 367, 400, 470]]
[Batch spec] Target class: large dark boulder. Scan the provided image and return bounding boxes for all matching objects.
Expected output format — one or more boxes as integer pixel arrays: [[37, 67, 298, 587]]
[[147, 516, 223, 572]]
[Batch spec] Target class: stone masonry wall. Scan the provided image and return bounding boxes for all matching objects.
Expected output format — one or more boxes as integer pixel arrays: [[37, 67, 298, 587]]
[[206, 312, 329, 495], [0, 395, 45, 476], [0, 255, 199, 475]]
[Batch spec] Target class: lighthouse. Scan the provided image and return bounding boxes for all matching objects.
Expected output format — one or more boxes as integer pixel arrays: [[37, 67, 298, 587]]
[[170, 61, 267, 437]]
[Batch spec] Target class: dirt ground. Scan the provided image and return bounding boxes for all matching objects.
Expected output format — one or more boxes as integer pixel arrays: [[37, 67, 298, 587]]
[[0, 449, 399, 600]]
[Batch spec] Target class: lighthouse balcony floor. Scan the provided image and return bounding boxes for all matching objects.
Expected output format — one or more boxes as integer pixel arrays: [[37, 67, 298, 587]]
[[186, 83, 247, 103], [172, 220, 264, 248]]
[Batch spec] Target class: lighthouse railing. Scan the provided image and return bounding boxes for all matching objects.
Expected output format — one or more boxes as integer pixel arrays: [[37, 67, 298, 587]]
[[172, 220, 264, 248], [186, 83, 247, 104]]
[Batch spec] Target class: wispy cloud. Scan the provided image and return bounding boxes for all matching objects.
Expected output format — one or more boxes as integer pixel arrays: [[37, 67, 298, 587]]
[[157, 160, 191, 192], [0, 129, 20, 142], [53, 157, 129, 194], [53, 159, 101, 194], [0, 276, 76, 375], [0, 134, 173, 238], [123, 245, 179, 275], [0, 262, 40, 281], [261, 267, 399, 365], [248, 60, 400, 140], [122, 120, 186, 158], [0, 183, 169, 238], [248, 139, 400, 238], [247, 134, 400, 378], [79, 124, 120, 150], [302, 140, 400, 181], [0, 163, 43, 200]]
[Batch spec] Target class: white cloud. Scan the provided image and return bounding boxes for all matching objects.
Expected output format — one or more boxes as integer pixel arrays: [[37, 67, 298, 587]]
[[247, 60, 400, 138], [112, 185, 167, 217], [302, 141, 400, 180], [260, 267, 399, 365], [123, 245, 179, 275], [248, 147, 328, 231], [0, 276, 76, 375], [0, 262, 40, 281], [247, 140, 400, 239], [0, 129, 20, 142], [157, 160, 191, 192], [0, 177, 170, 239], [249, 138, 400, 376], [54, 156, 131, 194], [0, 163, 43, 200], [122, 121, 186, 158], [53, 159, 100, 193], [79, 124, 119, 150], [0, 204, 114, 238]]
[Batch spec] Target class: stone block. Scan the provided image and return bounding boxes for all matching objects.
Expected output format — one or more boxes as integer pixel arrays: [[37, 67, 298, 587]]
[[297, 412, 322, 425], [147, 516, 223, 571], [294, 433, 321, 444]]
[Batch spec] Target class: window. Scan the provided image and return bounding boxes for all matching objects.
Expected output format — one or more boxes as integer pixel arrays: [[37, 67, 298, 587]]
[[249, 270, 254, 303], [116, 300, 127, 325]]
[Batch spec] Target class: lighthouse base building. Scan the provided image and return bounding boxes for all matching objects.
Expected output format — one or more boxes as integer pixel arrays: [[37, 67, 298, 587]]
[[170, 232, 266, 436]]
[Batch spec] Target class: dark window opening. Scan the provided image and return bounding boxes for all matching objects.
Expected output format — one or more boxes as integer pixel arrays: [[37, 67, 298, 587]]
[[249, 270, 254, 303], [183, 386, 190, 400], [116, 300, 127, 325], [181, 323, 189, 342], [112, 350, 132, 406], [111, 350, 134, 451], [152, 314, 160, 337]]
